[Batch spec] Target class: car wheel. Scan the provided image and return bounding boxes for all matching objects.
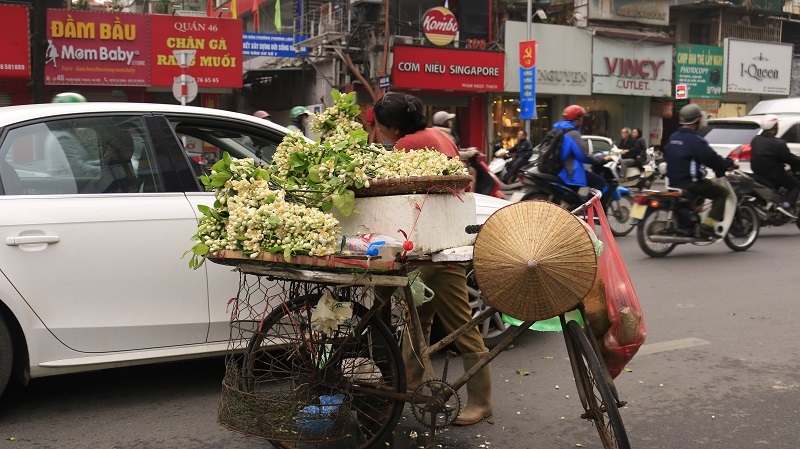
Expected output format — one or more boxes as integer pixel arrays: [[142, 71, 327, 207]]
[[0, 315, 12, 397]]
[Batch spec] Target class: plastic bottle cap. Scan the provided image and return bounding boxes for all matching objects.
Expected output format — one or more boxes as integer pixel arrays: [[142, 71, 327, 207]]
[[365, 241, 386, 257]]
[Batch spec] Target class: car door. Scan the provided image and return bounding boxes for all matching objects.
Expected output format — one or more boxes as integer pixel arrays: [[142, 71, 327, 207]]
[[154, 114, 287, 343], [0, 114, 210, 353]]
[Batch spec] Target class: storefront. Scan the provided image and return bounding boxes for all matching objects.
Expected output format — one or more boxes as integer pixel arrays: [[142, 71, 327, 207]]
[[590, 34, 673, 147], [720, 38, 792, 115], [40, 10, 241, 106], [0, 4, 32, 105], [389, 44, 504, 150], [502, 22, 592, 148]]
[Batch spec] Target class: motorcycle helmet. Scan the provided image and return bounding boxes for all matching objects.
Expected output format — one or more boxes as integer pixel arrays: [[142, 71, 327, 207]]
[[253, 110, 271, 119], [290, 106, 311, 119], [562, 105, 586, 121], [760, 114, 779, 131], [52, 92, 86, 103], [678, 103, 704, 125]]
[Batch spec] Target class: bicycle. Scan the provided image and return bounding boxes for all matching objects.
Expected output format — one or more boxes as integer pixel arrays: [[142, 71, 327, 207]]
[[215, 193, 630, 449]]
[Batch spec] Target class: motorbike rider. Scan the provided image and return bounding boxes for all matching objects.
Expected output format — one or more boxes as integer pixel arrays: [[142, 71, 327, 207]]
[[502, 130, 533, 183], [554, 105, 611, 203], [664, 103, 738, 237], [750, 114, 800, 219], [288, 106, 311, 135]]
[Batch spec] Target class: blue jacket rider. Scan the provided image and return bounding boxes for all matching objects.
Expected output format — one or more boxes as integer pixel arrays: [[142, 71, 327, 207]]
[[555, 105, 608, 192]]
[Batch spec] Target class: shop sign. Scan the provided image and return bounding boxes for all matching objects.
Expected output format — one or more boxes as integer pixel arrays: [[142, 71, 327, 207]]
[[723, 39, 792, 96], [391, 45, 503, 92], [0, 5, 31, 81], [592, 36, 672, 97], [503, 22, 592, 95], [150, 15, 243, 88], [675, 44, 723, 101], [585, 0, 669, 26], [422, 7, 458, 46], [519, 41, 536, 120], [45, 10, 149, 86], [243, 33, 308, 58]]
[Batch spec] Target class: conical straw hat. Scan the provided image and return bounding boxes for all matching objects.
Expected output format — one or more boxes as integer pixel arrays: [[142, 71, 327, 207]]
[[473, 200, 597, 322]]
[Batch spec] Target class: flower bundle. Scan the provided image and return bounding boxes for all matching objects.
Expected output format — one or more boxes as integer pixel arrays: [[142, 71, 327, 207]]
[[187, 154, 340, 269]]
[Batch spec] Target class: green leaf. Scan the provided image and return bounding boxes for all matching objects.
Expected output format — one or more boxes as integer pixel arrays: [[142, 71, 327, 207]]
[[343, 91, 356, 104], [308, 165, 321, 183], [210, 158, 228, 172], [269, 246, 283, 254], [252, 167, 270, 180], [193, 243, 210, 256], [289, 152, 307, 168], [516, 369, 530, 376], [332, 89, 341, 102], [320, 201, 333, 212], [283, 247, 293, 262], [332, 189, 355, 217], [329, 177, 342, 187], [268, 215, 280, 225], [197, 204, 213, 218]]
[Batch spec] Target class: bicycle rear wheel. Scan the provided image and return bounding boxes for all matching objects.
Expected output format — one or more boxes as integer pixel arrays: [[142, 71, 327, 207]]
[[244, 293, 406, 449], [564, 320, 630, 449]]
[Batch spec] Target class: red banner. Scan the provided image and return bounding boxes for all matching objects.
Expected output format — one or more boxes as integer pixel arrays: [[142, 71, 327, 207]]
[[391, 45, 504, 92], [45, 10, 149, 86], [149, 16, 243, 89], [0, 5, 31, 81]]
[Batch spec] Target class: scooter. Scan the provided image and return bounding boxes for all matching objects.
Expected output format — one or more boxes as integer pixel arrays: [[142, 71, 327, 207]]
[[632, 171, 760, 257], [460, 148, 526, 200], [519, 159, 635, 236], [607, 147, 661, 191], [730, 170, 800, 230]]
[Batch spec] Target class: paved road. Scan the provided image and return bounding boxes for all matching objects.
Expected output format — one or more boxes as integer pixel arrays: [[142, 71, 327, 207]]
[[1, 225, 799, 449]]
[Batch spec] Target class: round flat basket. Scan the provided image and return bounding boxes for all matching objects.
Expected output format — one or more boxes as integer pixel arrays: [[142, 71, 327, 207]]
[[353, 175, 472, 197], [472, 200, 597, 322]]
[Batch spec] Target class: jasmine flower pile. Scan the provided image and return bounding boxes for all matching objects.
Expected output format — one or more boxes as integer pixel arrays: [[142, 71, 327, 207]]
[[187, 89, 468, 268]]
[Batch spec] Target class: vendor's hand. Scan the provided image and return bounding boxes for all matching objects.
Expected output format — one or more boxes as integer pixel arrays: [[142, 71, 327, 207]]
[[621, 149, 629, 154], [729, 162, 740, 170]]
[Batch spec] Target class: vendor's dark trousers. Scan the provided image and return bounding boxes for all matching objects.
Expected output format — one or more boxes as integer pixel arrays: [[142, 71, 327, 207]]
[[772, 171, 800, 208], [681, 179, 729, 222]]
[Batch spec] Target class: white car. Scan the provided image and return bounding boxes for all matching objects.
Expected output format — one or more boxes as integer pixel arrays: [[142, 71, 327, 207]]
[[0, 102, 508, 396], [581, 135, 618, 153]]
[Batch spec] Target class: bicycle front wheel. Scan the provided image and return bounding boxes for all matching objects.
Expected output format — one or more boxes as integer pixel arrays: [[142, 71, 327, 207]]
[[565, 320, 630, 449], [244, 293, 406, 449]]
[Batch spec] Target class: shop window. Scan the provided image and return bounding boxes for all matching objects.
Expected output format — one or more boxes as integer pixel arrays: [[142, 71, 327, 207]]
[[491, 96, 550, 148]]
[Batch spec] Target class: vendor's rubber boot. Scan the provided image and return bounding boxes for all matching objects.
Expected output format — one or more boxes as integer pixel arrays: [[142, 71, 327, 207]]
[[454, 351, 493, 426], [401, 330, 430, 392]]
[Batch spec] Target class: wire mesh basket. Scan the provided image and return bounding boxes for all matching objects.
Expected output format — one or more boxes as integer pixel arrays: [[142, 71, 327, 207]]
[[218, 272, 409, 444]]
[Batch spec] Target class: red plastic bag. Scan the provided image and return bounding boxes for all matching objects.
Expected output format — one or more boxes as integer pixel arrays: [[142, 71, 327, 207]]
[[586, 197, 646, 378]]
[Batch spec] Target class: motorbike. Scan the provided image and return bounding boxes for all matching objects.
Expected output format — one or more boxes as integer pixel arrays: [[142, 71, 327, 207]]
[[518, 159, 636, 236], [730, 170, 800, 231], [460, 148, 526, 200], [609, 146, 663, 191], [632, 171, 760, 258]]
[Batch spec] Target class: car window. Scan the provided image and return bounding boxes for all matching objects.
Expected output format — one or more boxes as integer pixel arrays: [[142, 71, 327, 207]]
[[168, 119, 282, 177], [590, 139, 612, 152], [779, 123, 800, 143], [0, 116, 165, 195], [701, 124, 760, 145]]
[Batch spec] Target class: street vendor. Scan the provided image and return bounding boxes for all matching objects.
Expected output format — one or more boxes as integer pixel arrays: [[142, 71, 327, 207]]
[[372, 92, 493, 426]]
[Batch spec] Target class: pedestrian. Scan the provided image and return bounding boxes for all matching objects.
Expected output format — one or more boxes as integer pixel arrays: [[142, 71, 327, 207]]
[[253, 110, 272, 121], [750, 114, 800, 218], [288, 106, 311, 135], [373, 91, 493, 426], [432, 110, 459, 147]]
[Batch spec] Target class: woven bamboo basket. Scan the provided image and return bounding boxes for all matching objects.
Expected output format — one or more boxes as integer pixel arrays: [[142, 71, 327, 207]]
[[353, 175, 472, 197]]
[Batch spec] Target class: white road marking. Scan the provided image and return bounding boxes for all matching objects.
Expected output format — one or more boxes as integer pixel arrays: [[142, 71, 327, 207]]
[[635, 337, 711, 356]]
